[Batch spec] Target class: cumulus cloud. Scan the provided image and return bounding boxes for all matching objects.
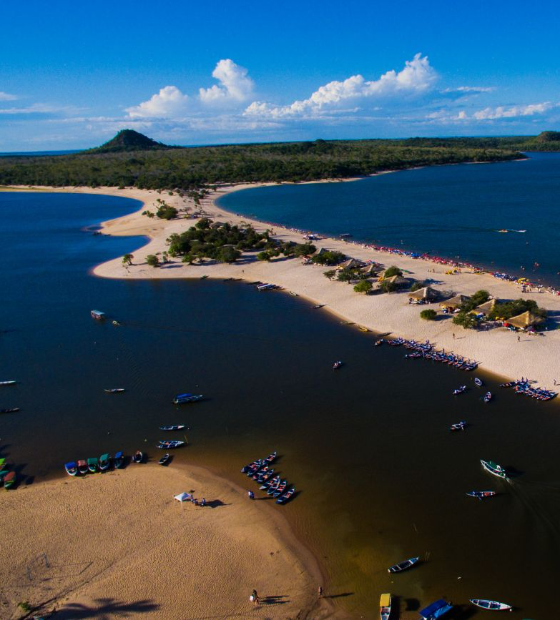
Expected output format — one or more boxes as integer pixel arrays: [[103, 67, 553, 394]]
[[0, 91, 17, 101], [472, 102, 555, 120], [245, 54, 437, 119], [126, 85, 189, 119], [199, 59, 254, 104]]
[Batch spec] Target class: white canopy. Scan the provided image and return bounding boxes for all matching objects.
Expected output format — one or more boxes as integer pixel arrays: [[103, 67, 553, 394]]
[[174, 492, 190, 502]]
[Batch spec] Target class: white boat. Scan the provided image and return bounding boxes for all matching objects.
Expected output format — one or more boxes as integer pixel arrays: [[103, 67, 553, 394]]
[[104, 388, 125, 393], [481, 460, 509, 480], [388, 556, 419, 573], [380, 593, 391, 620], [0, 380, 16, 386], [470, 599, 512, 611]]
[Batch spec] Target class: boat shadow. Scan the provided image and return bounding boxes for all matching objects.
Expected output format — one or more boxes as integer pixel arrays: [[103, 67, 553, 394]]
[[54, 597, 159, 619], [446, 603, 478, 619]]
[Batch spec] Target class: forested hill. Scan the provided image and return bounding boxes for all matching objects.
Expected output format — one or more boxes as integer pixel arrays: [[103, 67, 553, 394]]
[[0, 131, 558, 190]]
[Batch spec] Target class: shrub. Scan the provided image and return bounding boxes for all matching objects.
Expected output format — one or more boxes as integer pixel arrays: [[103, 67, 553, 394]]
[[354, 280, 373, 294], [459, 289, 490, 312], [146, 254, 159, 267], [420, 309, 437, 321], [453, 311, 479, 329], [488, 298, 546, 321], [216, 246, 241, 263], [156, 204, 178, 220], [380, 280, 397, 293], [324, 270, 336, 279], [384, 265, 403, 278], [311, 250, 345, 266], [257, 251, 271, 261]]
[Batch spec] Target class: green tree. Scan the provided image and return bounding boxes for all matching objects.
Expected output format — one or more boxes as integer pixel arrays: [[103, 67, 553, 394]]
[[384, 265, 403, 278], [453, 311, 479, 329], [420, 309, 437, 321], [311, 250, 345, 266], [354, 280, 373, 294], [122, 253, 134, 266], [380, 280, 397, 293], [216, 246, 241, 263], [257, 251, 272, 261], [410, 280, 425, 292], [146, 254, 159, 267]]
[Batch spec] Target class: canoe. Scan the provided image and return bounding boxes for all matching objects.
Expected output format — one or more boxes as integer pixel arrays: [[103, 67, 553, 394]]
[[265, 451, 277, 464], [388, 556, 420, 573], [474, 378, 483, 387], [173, 393, 203, 404], [466, 490, 497, 500], [132, 451, 143, 463], [0, 408, 20, 414], [481, 459, 509, 480], [99, 454, 111, 471], [276, 487, 295, 505], [3, 471, 15, 489], [114, 451, 124, 468], [419, 599, 453, 619], [159, 453, 171, 466], [104, 388, 125, 393], [157, 440, 185, 449], [159, 425, 185, 431], [0, 380, 16, 386], [380, 593, 391, 620], [64, 461, 78, 476], [484, 392, 492, 403], [87, 457, 98, 473], [470, 599, 512, 611], [77, 459, 88, 475]]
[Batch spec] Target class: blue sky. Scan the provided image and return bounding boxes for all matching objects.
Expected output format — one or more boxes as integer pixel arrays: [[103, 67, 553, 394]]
[[2, 0, 560, 150]]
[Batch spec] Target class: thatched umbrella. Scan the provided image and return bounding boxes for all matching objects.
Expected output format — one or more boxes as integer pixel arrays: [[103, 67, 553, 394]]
[[409, 286, 439, 301], [440, 294, 470, 310], [471, 299, 497, 316], [506, 310, 545, 329]]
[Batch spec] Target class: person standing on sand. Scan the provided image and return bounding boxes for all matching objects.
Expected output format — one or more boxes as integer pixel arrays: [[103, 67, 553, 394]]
[[318, 585, 323, 597], [248, 490, 255, 500], [251, 589, 259, 605]]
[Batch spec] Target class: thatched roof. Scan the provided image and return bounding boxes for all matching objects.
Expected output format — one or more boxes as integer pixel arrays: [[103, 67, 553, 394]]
[[507, 310, 545, 329], [472, 299, 497, 315], [440, 294, 470, 309], [337, 258, 364, 270], [361, 263, 381, 276], [409, 286, 439, 301], [386, 275, 409, 286]]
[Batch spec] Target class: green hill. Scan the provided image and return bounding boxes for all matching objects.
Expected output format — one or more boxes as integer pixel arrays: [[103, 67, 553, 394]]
[[534, 131, 560, 143], [89, 129, 170, 153]]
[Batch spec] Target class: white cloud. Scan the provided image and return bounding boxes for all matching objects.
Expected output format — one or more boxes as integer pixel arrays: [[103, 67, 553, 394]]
[[245, 54, 437, 119], [441, 86, 495, 94], [0, 91, 17, 101], [126, 86, 189, 119], [0, 103, 77, 115], [472, 102, 555, 120], [199, 59, 254, 104]]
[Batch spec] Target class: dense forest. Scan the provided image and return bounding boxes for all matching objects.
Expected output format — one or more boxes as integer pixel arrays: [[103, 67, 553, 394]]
[[0, 130, 558, 190]]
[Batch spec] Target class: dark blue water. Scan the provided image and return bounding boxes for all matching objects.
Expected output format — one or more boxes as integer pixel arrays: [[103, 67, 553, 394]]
[[219, 152, 560, 286], [2, 191, 560, 619]]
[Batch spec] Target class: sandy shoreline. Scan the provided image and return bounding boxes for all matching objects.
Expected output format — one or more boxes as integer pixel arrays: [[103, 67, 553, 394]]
[[1, 463, 334, 620]]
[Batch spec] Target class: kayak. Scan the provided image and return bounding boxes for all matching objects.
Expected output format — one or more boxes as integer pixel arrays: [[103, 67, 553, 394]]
[[388, 556, 420, 573]]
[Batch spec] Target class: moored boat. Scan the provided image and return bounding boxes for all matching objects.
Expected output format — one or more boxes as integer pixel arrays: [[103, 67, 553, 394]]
[[466, 490, 497, 500], [159, 425, 185, 431], [104, 388, 125, 393], [157, 440, 185, 449], [484, 392, 492, 403], [173, 393, 203, 404], [469, 599, 512, 611], [0, 380, 16, 386], [0, 458, 6, 468], [332, 360, 343, 370], [481, 459, 509, 480], [3, 471, 16, 489], [87, 457, 98, 473], [114, 451, 124, 468], [0, 408, 20, 414], [91, 309, 106, 320], [64, 461, 78, 476], [77, 459, 88, 475], [159, 453, 171, 466], [474, 378, 483, 387], [450, 421, 467, 432], [453, 385, 467, 395], [99, 453, 111, 471], [419, 599, 453, 619], [132, 450, 143, 463], [380, 593, 391, 620], [388, 556, 419, 573], [276, 487, 295, 504]]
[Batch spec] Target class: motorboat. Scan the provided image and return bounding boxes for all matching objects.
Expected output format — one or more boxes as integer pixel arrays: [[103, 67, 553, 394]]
[[3, 471, 16, 489], [419, 599, 453, 619], [77, 460, 88, 475], [466, 490, 497, 500], [470, 599, 512, 611], [474, 378, 483, 387], [450, 421, 467, 432], [157, 440, 185, 449], [333, 360, 343, 370], [64, 461, 78, 476], [159, 453, 171, 466], [104, 388, 125, 393], [380, 593, 391, 620], [114, 451, 124, 468], [99, 454, 111, 471], [481, 460, 509, 480], [0, 408, 20, 414], [159, 425, 185, 431], [388, 556, 420, 573], [453, 385, 467, 395], [0, 380, 16, 386], [132, 450, 143, 463], [87, 457, 98, 473], [276, 487, 295, 504], [173, 393, 203, 404], [484, 392, 492, 403], [91, 309, 106, 320]]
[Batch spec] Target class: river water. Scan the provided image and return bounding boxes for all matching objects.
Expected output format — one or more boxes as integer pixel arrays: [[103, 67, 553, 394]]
[[1, 186, 558, 619]]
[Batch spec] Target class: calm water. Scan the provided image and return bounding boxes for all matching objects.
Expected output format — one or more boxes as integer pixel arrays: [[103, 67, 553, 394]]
[[219, 152, 560, 287], [1, 191, 560, 619]]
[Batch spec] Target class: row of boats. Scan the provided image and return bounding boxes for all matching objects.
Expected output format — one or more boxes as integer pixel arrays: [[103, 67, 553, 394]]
[[500, 379, 557, 402], [385, 338, 479, 371], [241, 451, 296, 505], [64, 448, 177, 474], [452, 384, 492, 402]]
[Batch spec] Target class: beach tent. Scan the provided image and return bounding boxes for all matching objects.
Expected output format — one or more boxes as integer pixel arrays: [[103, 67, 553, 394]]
[[472, 298, 497, 316], [337, 258, 364, 270], [419, 599, 453, 619], [174, 492, 191, 503], [409, 286, 439, 301], [507, 310, 545, 329], [440, 294, 470, 310]]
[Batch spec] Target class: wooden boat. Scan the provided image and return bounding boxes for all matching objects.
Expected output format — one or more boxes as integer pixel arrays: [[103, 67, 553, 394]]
[[159, 453, 171, 466], [0, 408, 20, 414], [157, 440, 185, 449], [3, 471, 15, 489], [450, 421, 467, 432], [380, 593, 391, 620], [358, 326, 370, 332], [64, 461, 78, 476], [272, 481, 288, 497], [388, 556, 419, 573], [466, 490, 497, 500], [474, 378, 483, 387], [261, 475, 280, 490], [104, 388, 125, 393], [484, 392, 492, 403], [91, 309, 106, 320], [0, 469, 9, 484], [313, 304, 324, 309], [419, 599, 453, 619], [87, 457, 98, 473], [470, 599, 512, 611], [132, 450, 143, 463], [159, 425, 185, 431], [481, 459, 509, 480], [173, 393, 203, 404], [276, 487, 295, 504], [99, 453, 111, 471], [77, 459, 88, 475], [0, 380, 16, 386], [453, 385, 467, 395], [332, 360, 343, 370], [267, 479, 286, 495], [114, 451, 124, 468], [374, 339, 384, 346], [265, 451, 277, 464]]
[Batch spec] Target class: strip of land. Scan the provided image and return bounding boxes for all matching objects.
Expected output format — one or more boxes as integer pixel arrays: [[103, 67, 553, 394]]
[[1, 463, 332, 619]]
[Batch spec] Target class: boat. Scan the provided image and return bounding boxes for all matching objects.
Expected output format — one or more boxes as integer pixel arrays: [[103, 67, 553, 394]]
[[0, 458, 5, 468], [374, 339, 384, 347], [484, 392, 492, 403], [77, 459, 88, 475], [0, 380, 16, 386], [332, 360, 343, 370], [470, 599, 512, 611], [0, 469, 9, 484], [481, 459, 509, 480], [99, 453, 111, 471], [358, 326, 370, 332], [87, 457, 98, 473], [157, 440, 185, 449], [388, 556, 419, 573], [91, 309, 106, 320], [466, 490, 497, 500], [0, 408, 20, 414], [267, 479, 286, 495], [474, 378, 483, 387], [132, 450, 143, 463], [159, 425, 185, 431], [114, 451, 124, 468], [419, 599, 453, 619], [64, 461, 78, 476], [159, 453, 171, 466], [3, 471, 15, 489], [257, 283, 277, 291], [276, 487, 296, 504], [264, 451, 277, 464], [173, 393, 203, 404], [104, 388, 125, 393], [453, 385, 467, 395], [450, 421, 467, 432], [380, 593, 391, 620], [272, 481, 288, 497], [313, 304, 324, 309]]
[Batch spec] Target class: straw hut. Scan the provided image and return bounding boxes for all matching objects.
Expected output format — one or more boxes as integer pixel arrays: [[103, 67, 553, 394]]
[[360, 263, 382, 277], [337, 258, 364, 271], [385, 275, 409, 287], [471, 299, 497, 316], [409, 286, 439, 301], [506, 311, 545, 330], [440, 294, 470, 311]]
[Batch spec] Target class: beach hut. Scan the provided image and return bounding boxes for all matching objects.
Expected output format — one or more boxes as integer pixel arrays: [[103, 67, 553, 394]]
[[360, 263, 382, 277], [440, 294, 470, 311], [506, 310, 545, 330], [385, 275, 409, 287], [337, 258, 364, 271], [471, 298, 497, 316], [409, 286, 439, 301]]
